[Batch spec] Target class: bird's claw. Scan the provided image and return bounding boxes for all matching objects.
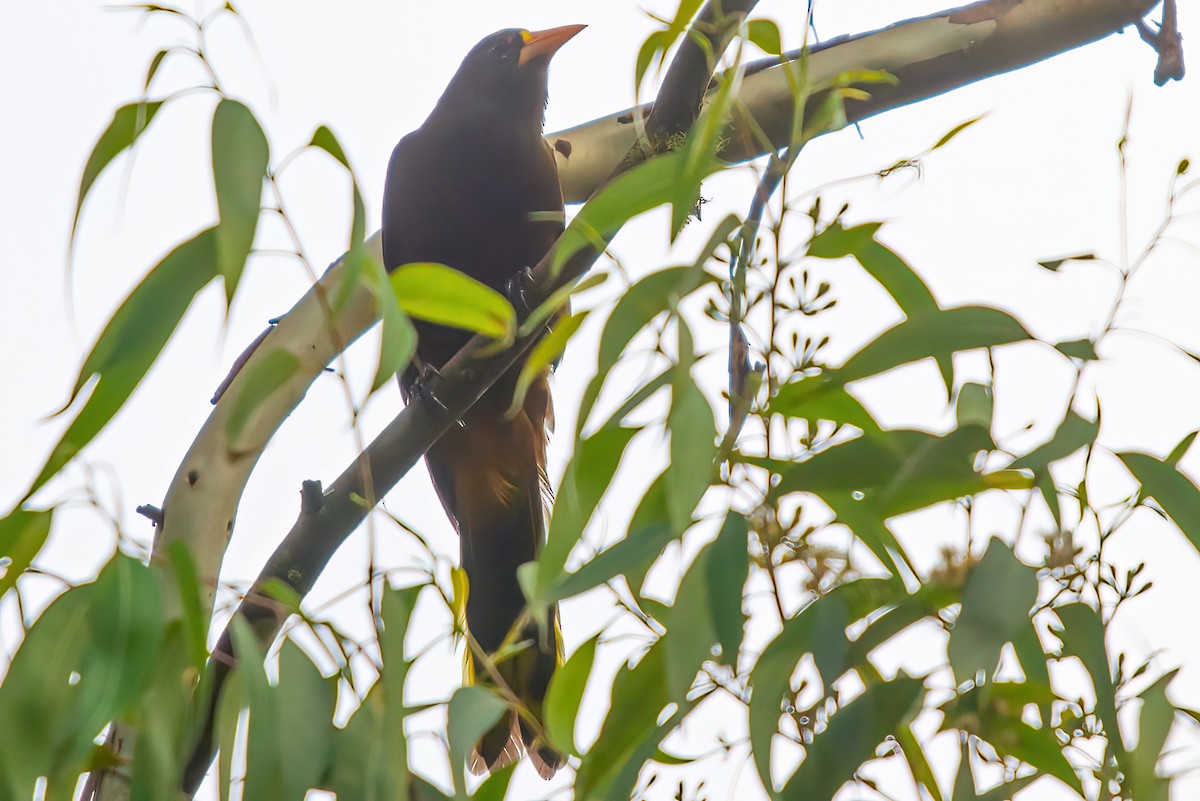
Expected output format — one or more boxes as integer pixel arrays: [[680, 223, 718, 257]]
[[410, 364, 450, 414], [504, 268, 537, 316]]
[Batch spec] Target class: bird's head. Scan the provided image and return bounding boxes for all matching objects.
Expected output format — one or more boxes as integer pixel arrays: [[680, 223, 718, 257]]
[[433, 25, 586, 131]]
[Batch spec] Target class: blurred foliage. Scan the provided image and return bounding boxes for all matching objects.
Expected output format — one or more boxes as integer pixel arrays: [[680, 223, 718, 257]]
[[2, 2, 1199, 801]]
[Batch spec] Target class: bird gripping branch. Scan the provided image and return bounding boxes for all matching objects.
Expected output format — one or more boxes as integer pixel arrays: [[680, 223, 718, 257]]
[[382, 24, 585, 779]]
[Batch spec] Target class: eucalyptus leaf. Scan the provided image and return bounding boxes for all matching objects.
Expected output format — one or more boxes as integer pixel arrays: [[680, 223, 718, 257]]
[[1119, 451, 1200, 557], [224, 349, 301, 442], [447, 686, 507, 798], [0, 508, 52, 598], [948, 540, 1038, 684], [0, 555, 165, 797], [1055, 603, 1126, 766], [666, 318, 716, 529], [808, 219, 936, 319], [537, 423, 641, 601], [390, 262, 515, 342], [29, 228, 218, 498], [544, 633, 600, 755], [779, 676, 922, 800], [212, 99, 269, 301], [277, 640, 335, 799], [72, 101, 164, 247]]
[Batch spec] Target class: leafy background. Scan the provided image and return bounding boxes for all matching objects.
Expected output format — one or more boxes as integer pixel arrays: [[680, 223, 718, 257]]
[[2, 1, 1199, 799]]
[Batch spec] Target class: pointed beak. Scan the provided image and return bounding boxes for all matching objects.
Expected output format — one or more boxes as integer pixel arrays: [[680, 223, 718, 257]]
[[518, 24, 586, 67]]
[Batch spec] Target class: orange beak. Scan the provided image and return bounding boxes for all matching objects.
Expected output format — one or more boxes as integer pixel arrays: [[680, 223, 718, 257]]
[[518, 24, 586, 66]]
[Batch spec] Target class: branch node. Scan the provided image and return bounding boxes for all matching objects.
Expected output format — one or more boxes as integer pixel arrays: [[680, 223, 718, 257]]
[[300, 480, 324, 515], [1135, 0, 1184, 85], [135, 504, 164, 527]]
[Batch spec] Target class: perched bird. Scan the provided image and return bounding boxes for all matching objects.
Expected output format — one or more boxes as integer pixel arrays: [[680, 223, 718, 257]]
[[381, 25, 584, 778]]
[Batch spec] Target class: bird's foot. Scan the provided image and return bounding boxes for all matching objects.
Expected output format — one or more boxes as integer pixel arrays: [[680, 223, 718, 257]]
[[409, 364, 450, 414], [504, 268, 537, 316]]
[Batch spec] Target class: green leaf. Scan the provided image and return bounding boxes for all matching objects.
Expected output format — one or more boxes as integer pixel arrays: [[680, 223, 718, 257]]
[[390, 262, 515, 342], [510, 309, 588, 416], [544, 633, 599, 755], [1126, 670, 1175, 801], [362, 255, 417, 391], [976, 775, 1039, 800], [757, 425, 991, 511], [310, 124, 367, 254], [808, 220, 936, 319], [940, 682, 1079, 791], [666, 318, 716, 529], [1166, 430, 1198, 466], [670, 64, 737, 237], [0, 509, 52, 598], [877, 424, 996, 516], [705, 514, 749, 664], [953, 739, 975, 800], [537, 423, 641, 600], [310, 124, 350, 168], [1055, 338, 1099, 360], [1010, 412, 1098, 527], [228, 617, 280, 801], [223, 348, 301, 442], [447, 686, 507, 798], [28, 228, 217, 499], [380, 583, 420, 707], [948, 540, 1038, 683], [780, 676, 923, 800], [746, 18, 782, 55], [770, 305, 1029, 431], [144, 49, 169, 91], [1013, 412, 1099, 472], [72, 101, 164, 248], [1037, 253, 1096, 271], [128, 624, 197, 801], [0, 555, 165, 798], [1055, 603, 1126, 766], [768, 383, 882, 436], [324, 689, 395, 801], [163, 539, 208, 668], [651, 516, 752, 706], [377, 584, 420, 799], [471, 763, 515, 801], [844, 583, 953, 668], [955, 382, 993, 429], [930, 114, 985, 151], [575, 641, 674, 801], [745, 423, 1013, 577], [1119, 451, 1200, 557], [277, 640, 335, 800], [635, 30, 671, 91], [211, 99, 268, 301], [894, 724, 944, 801], [549, 472, 678, 602], [552, 149, 717, 278], [633, 0, 704, 91], [1011, 620, 1053, 702], [748, 586, 857, 793], [215, 650, 242, 801], [841, 306, 1031, 392], [577, 264, 715, 437]]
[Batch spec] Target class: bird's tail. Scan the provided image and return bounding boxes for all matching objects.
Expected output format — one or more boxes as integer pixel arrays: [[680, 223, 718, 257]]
[[424, 378, 563, 778]]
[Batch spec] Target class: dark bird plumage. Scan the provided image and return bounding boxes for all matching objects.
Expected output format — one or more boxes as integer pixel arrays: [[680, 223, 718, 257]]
[[382, 24, 584, 779]]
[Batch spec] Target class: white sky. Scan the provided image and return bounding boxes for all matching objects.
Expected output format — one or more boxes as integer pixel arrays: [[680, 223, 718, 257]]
[[2, 1, 1199, 799]]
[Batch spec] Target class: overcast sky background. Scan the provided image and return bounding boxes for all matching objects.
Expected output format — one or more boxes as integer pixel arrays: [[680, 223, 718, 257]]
[[2, 1, 1199, 799]]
